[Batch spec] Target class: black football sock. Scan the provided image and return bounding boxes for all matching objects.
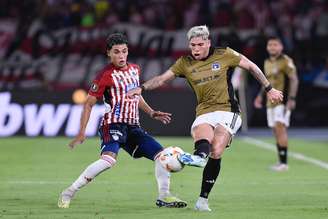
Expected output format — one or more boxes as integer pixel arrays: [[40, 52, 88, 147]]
[[277, 144, 288, 164], [200, 158, 221, 199], [194, 139, 211, 158]]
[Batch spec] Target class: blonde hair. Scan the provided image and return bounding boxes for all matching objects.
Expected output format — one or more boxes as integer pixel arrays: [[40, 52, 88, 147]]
[[187, 25, 210, 41]]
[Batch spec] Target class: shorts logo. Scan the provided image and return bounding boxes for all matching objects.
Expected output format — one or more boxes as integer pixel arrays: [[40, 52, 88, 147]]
[[112, 134, 119, 141], [212, 62, 220, 71], [91, 83, 99, 92], [110, 130, 123, 141]]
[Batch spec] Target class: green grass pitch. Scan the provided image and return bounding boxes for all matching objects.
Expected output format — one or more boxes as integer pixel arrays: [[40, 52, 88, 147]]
[[1, 137, 328, 219]]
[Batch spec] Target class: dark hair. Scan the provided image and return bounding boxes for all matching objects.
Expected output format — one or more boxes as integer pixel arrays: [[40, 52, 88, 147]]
[[267, 36, 282, 43], [106, 33, 128, 50]]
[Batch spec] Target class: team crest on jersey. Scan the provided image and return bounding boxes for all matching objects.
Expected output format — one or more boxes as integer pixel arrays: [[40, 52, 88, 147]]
[[90, 83, 99, 92], [212, 62, 221, 71], [131, 69, 138, 76]]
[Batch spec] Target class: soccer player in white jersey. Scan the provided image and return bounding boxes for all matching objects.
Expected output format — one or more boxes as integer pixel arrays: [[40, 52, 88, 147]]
[[58, 33, 188, 209]]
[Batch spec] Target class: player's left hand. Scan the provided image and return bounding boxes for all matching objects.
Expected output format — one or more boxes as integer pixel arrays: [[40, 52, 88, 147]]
[[150, 110, 172, 124], [267, 88, 283, 104], [68, 133, 86, 149], [127, 87, 142, 99], [286, 99, 296, 110]]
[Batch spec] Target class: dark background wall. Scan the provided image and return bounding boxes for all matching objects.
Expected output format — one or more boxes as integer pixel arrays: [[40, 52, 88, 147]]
[[1, 87, 327, 137], [0, 90, 197, 136]]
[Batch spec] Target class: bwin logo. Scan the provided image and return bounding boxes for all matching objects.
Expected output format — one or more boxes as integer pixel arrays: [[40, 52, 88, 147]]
[[0, 92, 105, 137]]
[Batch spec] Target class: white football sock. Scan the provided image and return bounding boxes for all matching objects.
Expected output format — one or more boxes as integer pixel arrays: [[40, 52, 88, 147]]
[[155, 158, 171, 199], [70, 155, 116, 191]]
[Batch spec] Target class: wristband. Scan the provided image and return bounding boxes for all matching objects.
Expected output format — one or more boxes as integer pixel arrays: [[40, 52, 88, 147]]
[[264, 84, 272, 92], [288, 96, 296, 100], [140, 85, 146, 92]]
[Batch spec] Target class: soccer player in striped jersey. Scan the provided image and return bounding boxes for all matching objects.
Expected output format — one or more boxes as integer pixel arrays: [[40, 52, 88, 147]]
[[58, 33, 187, 209]]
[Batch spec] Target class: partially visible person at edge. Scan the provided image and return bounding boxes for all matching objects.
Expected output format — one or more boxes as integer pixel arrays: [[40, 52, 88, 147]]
[[58, 33, 194, 209], [254, 36, 299, 172], [127, 25, 283, 211]]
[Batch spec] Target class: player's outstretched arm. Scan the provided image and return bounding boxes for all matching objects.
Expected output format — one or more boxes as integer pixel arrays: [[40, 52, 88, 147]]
[[68, 95, 97, 149], [126, 70, 176, 98], [138, 96, 172, 124], [238, 55, 283, 104]]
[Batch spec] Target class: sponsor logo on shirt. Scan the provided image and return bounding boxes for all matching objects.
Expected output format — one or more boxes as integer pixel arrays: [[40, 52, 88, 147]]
[[114, 105, 121, 117], [125, 82, 139, 92]]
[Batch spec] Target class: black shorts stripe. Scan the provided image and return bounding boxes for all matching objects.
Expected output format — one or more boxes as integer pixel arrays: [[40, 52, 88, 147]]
[[230, 113, 238, 130]]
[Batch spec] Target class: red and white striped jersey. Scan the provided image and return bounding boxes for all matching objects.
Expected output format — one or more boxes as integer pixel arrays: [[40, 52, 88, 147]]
[[88, 63, 141, 125]]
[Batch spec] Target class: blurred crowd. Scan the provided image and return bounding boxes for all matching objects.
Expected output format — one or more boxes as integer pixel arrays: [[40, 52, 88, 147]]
[[1, 0, 328, 58], [0, 0, 328, 86], [1, 0, 327, 32]]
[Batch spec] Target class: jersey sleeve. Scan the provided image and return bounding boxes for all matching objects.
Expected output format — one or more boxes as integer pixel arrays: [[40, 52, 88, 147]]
[[284, 57, 297, 77], [226, 47, 241, 67], [88, 71, 110, 98], [170, 57, 186, 78], [137, 65, 142, 76], [136, 65, 142, 85]]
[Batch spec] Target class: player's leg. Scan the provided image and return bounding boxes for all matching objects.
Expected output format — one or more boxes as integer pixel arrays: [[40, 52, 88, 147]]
[[195, 125, 230, 211], [58, 151, 117, 208], [192, 124, 214, 158], [125, 126, 187, 208], [58, 124, 125, 208], [195, 112, 241, 211], [178, 122, 214, 167], [154, 156, 187, 208], [270, 105, 289, 171], [271, 122, 289, 171]]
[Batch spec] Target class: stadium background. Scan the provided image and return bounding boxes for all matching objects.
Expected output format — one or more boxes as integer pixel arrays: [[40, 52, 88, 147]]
[[1, 1, 328, 219], [1, 0, 328, 137]]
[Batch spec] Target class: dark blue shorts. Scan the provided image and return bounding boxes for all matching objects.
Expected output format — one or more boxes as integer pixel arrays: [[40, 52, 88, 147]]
[[98, 123, 163, 161]]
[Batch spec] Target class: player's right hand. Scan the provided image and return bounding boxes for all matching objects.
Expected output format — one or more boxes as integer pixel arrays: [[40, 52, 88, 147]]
[[267, 88, 283, 104], [254, 95, 263, 109], [126, 87, 142, 99], [150, 110, 172, 124], [68, 133, 86, 149]]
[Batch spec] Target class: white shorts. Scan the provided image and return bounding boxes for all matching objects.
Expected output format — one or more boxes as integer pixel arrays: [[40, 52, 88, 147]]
[[191, 111, 242, 135], [267, 105, 291, 128]]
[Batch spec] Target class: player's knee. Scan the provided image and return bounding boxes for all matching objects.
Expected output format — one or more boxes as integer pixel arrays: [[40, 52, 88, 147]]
[[101, 154, 117, 167], [210, 144, 226, 159], [194, 139, 211, 158], [210, 147, 223, 159], [275, 122, 286, 131]]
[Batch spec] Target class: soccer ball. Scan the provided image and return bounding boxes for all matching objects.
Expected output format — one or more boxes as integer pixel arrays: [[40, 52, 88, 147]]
[[159, 146, 185, 172]]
